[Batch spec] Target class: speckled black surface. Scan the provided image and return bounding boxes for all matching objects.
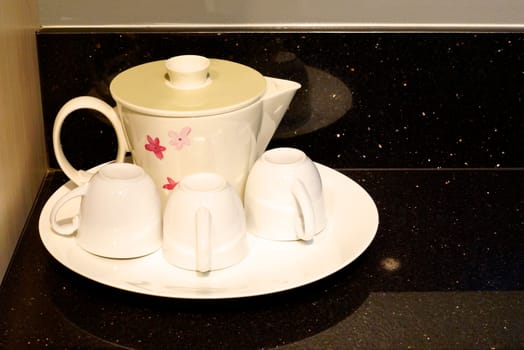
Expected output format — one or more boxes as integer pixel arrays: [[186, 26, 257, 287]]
[[37, 32, 524, 170], [0, 169, 523, 349], [0, 31, 523, 349]]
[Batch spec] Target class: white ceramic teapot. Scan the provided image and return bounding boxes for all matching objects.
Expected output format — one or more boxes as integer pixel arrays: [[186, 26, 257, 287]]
[[53, 55, 300, 205]]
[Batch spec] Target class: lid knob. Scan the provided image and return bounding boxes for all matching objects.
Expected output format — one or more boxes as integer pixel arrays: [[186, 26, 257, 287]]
[[165, 55, 210, 89]]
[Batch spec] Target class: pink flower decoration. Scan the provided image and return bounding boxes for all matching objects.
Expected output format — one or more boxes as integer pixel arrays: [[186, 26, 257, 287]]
[[169, 127, 191, 150], [145, 135, 166, 160], [163, 177, 178, 190]]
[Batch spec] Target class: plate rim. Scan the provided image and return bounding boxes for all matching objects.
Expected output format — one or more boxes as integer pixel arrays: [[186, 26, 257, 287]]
[[38, 163, 379, 299]]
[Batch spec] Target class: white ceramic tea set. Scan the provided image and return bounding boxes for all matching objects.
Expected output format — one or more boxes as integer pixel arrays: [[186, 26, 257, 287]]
[[40, 55, 379, 298]]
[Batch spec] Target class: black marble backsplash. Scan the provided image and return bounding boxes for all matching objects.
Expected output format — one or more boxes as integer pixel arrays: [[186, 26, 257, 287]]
[[37, 32, 524, 170]]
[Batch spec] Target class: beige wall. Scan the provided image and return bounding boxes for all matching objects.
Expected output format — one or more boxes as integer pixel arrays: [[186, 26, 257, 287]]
[[0, 0, 47, 282], [38, 0, 524, 30]]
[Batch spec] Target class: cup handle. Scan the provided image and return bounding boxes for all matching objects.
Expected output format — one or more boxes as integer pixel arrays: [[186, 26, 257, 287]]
[[50, 183, 89, 235], [195, 207, 212, 272], [291, 179, 315, 241], [53, 96, 129, 186]]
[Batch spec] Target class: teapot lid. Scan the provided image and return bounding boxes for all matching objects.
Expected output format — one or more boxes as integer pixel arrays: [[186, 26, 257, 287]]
[[110, 55, 266, 117]]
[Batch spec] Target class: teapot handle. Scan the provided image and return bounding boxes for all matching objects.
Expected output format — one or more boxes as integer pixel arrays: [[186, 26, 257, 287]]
[[53, 96, 129, 186]]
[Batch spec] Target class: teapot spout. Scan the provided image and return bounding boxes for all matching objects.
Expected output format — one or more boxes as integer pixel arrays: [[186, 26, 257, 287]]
[[256, 77, 301, 156]]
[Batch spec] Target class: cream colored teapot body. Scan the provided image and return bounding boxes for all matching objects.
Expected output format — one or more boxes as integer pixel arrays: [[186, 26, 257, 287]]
[[53, 55, 300, 205]]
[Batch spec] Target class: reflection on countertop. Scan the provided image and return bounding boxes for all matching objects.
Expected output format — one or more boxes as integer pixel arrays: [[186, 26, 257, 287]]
[[0, 168, 522, 349], [275, 65, 352, 138], [37, 32, 524, 170]]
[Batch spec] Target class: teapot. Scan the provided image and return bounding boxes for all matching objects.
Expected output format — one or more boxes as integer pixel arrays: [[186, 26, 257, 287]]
[[53, 55, 300, 205]]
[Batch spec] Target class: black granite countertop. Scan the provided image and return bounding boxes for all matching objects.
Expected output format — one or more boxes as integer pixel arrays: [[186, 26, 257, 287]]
[[1, 31, 523, 349], [1, 168, 522, 349]]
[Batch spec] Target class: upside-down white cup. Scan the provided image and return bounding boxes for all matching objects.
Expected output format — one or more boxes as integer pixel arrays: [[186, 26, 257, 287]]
[[244, 147, 327, 241], [163, 173, 248, 272], [50, 163, 162, 258]]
